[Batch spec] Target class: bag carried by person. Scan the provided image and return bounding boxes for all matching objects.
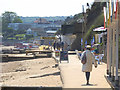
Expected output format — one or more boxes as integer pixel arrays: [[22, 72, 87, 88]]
[[81, 52, 87, 64]]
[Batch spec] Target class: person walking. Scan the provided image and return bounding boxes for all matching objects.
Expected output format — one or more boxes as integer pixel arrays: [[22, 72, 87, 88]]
[[61, 42, 64, 51], [80, 45, 97, 85], [53, 41, 56, 50], [63, 42, 68, 50]]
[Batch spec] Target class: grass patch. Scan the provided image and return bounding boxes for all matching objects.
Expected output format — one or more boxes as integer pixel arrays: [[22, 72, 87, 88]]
[[83, 12, 104, 46]]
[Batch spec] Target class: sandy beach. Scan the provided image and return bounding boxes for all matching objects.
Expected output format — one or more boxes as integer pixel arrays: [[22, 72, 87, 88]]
[[0, 57, 62, 87]]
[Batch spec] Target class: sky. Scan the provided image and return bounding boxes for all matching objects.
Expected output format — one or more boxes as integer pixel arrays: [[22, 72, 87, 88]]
[[0, 0, 94, 17]]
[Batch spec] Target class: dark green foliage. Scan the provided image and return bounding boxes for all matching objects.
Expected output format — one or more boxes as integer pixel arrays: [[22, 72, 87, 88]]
[[63, 13, 83, 25], [2, 28, 15, 40], [2, 11, 23, 31], [2, 11, 17, 30], [25, 34, 34, 40], [83, 25, 95, 44], [13, 16, 23, 23], [87, 2, 105, 27], [2, 11, 24, 41]]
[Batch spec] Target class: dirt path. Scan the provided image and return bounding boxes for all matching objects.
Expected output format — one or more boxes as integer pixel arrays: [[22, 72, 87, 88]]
[[0, 58, 62, 87]]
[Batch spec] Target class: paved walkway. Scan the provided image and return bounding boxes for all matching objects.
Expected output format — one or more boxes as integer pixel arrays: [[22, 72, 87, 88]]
[[54, 53, 112, 88]]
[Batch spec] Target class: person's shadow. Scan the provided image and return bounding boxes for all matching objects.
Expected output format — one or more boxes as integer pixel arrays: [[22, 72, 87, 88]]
[[81, 84, 97, 86]]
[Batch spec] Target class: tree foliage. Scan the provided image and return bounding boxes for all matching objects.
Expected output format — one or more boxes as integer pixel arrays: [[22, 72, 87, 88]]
[[2, 11, 23, 41], [13, 16, 23, 23], [2, 11, 17, 30], [2, 11, 23, 31], [87, 2, 105, 25], [25, 35, 34, 40]]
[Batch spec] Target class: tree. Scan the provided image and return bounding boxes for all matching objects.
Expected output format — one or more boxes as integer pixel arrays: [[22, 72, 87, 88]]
[[13, 16, 22, 23], [25, 35, 34, 40], [2, 11, 23, 41], [2, 11, 17, 30], [2, 11, 23, 31]]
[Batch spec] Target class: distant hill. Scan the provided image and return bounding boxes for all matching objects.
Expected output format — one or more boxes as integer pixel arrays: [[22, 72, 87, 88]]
[[20, 16, 68, 23], [63, 13, 83, 25]]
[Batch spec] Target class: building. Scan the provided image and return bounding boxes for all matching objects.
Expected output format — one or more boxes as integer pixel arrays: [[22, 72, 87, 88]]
[[61, 22, 83, 50], [26, 28, 33, 35], [8, 18, 63, 45], [8, 18, 62, 31], [61, 34, 76, 50], [34, 18, 50, 24], [8, 23, 31, 30], [46, 31, 57, 37], [31, 28, 46, 37], [26, 28, 46, 37]]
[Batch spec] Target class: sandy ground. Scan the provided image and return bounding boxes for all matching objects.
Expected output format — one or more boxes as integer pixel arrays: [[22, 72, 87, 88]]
[[1, 46, 15, 50], [0, 57, 62, 87]]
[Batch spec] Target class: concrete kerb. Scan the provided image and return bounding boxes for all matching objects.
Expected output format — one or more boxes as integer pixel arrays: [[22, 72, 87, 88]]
[[58, 66, 64, 85], [52, 56, 58, 63], [52, 52, 64, 86], [1, 86, 62, 90], [104, 75, 119, 90], [52, 51, 59, 63]]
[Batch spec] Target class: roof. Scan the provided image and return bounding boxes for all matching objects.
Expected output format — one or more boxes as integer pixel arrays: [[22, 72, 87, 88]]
[[46, 31, 57, 34], [34, 18, 50, 24], [93, 27, 107, 32], [31, 28, 44, 31]]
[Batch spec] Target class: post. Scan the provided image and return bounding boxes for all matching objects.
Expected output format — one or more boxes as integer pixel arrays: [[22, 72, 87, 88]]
[[84, 10, 87, 35], [109, 27, 112, 77], [115, 19, 119, 87], [107, 2, 110, 75], [82, 5, 87, 50], [115, 1, 119, 86], [81, 5, 84, 51], [81, 18, 84, 51], [107, 23, 110, 75], [112, 29, 115, 81]]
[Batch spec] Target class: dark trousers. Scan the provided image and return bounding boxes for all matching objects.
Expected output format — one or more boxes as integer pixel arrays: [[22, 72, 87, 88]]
[[54, 46, 55, 50], [85, 72, 90, 81]]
